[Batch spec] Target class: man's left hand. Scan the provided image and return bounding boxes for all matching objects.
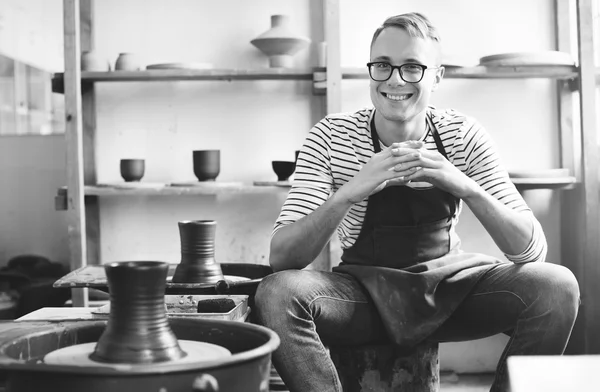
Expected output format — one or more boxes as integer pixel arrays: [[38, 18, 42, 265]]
[[393, 148, 480, 199]]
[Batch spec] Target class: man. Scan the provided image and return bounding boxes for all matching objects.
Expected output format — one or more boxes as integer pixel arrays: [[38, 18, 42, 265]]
[[254, 12, 579, 392]]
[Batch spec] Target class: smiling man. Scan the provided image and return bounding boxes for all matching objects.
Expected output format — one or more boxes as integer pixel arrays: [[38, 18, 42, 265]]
[[254, 13, 580, 392]]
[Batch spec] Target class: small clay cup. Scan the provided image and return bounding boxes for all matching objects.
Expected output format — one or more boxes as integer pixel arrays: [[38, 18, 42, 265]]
[[193, 150, 220, 181], [120, 159, 145, 182], [272, 160, 295, 182]]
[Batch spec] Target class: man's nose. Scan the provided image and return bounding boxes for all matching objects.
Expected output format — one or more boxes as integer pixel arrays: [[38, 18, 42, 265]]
[[386, 68, 406, 86]]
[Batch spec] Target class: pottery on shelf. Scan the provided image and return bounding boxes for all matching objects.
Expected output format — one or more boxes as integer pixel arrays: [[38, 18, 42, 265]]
[[120, 159, 145, 182], [193, 150, 220, 182], [272, 160, 296, 182], [171, 220, 225, 284], [250, 14, 311, 68], [115, 52, 143, 71], [90, 261, 187, 364]]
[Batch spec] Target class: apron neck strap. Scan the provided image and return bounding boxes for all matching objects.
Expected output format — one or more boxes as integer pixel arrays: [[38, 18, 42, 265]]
[[370, 111, 447, 159]]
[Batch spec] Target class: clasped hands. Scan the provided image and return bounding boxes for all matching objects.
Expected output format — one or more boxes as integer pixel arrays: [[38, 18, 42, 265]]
[[341, 140, 479, 204]]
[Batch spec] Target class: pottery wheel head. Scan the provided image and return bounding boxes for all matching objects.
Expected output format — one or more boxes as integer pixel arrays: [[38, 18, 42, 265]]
[[44, 340, 231, 370]]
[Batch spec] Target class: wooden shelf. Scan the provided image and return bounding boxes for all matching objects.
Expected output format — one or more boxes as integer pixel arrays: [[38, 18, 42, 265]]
[[94, 184, 292, 196], [52, 68, 315, 93], [342, 64, 578, 80], [56, 176, 577, 199], [510, 176, 577, 190]]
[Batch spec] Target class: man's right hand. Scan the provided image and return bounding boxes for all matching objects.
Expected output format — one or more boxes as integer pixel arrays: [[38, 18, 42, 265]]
[[337, 140, 425, 205]]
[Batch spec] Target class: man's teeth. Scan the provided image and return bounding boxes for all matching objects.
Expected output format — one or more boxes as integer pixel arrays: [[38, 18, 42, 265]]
[[385, 93, 411, 101]]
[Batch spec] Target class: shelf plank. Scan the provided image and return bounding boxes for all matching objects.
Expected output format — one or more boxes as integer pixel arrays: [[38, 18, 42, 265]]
[[56, 177, 578, 197], [52, 68, 314, 93], [78, 183, 291, 196], [510, 176, 578, 190], [342, 65, 578, 80]]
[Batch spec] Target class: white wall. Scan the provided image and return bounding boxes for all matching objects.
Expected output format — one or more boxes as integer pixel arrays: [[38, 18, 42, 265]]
[[0, 0, 63, 71], [0, 135, 69, 263]]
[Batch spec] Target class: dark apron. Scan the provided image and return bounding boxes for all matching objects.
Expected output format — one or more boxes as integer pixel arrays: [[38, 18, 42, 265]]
[[333, 112, 501, 349]]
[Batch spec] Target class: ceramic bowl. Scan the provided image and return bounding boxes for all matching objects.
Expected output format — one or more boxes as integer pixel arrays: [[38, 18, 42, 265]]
[[120, 159, 145, 182], [272, 161, 296, 182], [193, 150, 220, 181]]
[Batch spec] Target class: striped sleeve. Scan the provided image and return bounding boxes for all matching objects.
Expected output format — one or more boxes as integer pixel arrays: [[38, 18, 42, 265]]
[[272, 118, 334, 236], [454, 116, 548, 263]]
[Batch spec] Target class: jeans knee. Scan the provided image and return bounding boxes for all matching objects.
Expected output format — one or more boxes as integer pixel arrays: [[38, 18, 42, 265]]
[[537, 264, 580, 318], [254, 270, 309, 325]]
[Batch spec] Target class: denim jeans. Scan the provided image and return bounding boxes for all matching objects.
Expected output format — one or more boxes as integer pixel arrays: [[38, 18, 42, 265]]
[[253, 260, 580, 392]]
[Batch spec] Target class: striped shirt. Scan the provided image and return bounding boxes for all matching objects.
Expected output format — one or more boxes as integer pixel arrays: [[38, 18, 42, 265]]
[[274, 106, 547, 264]]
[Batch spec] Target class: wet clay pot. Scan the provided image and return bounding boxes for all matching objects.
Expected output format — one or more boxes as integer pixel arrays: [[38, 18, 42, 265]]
[[90, 261, 186, 364], [172, 220, 225, 284]]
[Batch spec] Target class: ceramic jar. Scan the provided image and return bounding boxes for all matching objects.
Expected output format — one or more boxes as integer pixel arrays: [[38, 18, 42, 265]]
[[250, 14, 311, 68], [115, 52, 142, 71]]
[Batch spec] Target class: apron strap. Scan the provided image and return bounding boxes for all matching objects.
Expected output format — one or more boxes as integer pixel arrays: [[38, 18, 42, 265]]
[[426, 115, 449, 160], [425, 114, 459, 218], [370, 111, 448, 159]]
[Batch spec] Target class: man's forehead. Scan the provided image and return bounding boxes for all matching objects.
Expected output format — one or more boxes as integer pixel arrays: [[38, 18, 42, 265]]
[[371, 27, 439, 63]]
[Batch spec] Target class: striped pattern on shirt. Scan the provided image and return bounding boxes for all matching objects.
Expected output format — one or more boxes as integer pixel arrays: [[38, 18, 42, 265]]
[[274, 106, 547, 263]]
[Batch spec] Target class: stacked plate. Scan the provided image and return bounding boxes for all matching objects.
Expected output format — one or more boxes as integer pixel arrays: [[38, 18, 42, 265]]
[[145, 63, 214, 70], [479, 51, 575, 67]]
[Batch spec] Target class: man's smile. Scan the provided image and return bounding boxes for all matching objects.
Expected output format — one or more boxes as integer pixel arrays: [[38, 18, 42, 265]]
[[382, 92, 413, 101]]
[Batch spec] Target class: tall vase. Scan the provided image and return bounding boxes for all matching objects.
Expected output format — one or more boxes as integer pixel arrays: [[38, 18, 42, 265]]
[[250, 14, 311, 68], [172, 220, 225, 284], [90, 261, 186, 364]]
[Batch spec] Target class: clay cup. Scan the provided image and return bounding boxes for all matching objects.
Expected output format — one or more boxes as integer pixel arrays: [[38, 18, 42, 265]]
[[120, 159, 145, 182], [193, 150, 220, 182]]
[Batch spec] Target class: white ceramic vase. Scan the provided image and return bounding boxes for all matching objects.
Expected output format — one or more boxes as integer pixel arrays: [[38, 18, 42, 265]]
[[250, 15, 311, 68]]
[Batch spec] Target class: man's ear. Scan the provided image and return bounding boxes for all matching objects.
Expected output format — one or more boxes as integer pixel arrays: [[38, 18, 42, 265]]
[[431, 66, 445, 92]]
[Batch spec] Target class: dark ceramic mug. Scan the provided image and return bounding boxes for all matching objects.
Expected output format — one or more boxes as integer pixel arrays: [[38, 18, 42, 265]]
[[272, 160, 296, 182], [120, 159, 145, 182], [193, 150, 220, 181]]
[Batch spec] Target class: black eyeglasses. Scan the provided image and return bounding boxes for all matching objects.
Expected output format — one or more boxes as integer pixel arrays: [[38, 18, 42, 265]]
[[366, 62, 441, 83]]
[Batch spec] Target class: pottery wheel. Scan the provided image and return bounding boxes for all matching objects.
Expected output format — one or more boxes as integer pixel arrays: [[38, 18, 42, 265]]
[[44, 340, 231, 369]]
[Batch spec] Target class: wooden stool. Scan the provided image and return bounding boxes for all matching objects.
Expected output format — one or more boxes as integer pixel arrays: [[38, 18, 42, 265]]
[[329, 342, 440, 392]]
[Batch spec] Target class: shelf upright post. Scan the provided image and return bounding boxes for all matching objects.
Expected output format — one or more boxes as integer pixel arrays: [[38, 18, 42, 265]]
[[574, 0, 600, 354], [310, 0, 342, 272], [555, 0, 584, 354], [558, 0, 600, 353], [324, 0, 341, 115], [80, 0, 101, 269], [63, 0, 88, 307]]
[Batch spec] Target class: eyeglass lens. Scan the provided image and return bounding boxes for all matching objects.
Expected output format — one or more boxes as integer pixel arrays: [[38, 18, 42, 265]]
[[369, 63, 424, 83]]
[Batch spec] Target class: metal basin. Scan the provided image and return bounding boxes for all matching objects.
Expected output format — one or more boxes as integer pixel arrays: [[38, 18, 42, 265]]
[[0, 317, 279, 392]]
